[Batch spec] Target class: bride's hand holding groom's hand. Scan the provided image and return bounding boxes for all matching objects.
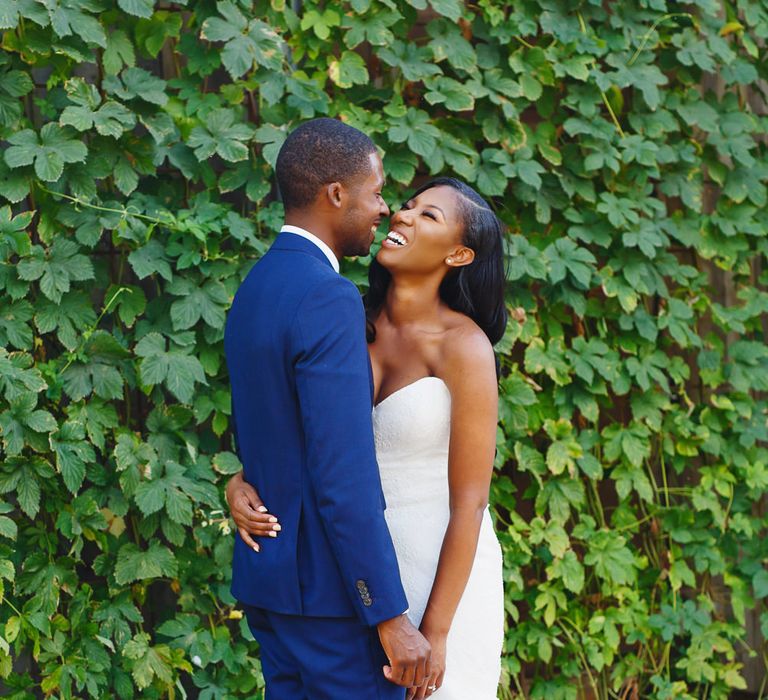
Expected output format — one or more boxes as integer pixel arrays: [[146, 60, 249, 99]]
[[407, 628, 446, 699], [225, 471, 281, 552]]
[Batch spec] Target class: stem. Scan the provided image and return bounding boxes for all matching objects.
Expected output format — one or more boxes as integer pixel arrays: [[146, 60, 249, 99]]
[[614, 512, 654, 533], [59, 287, 131, 373], [659, 440, 670, 509], [577, 11, 626, 139], [2, 597, 23, 616], [600, 90, 626, 139], [514, 36, 536, 49], [36, 185, 177, 229], [627, 13, 694, 67], [590, 478, 607, 528], [558, 619, 601, 699]]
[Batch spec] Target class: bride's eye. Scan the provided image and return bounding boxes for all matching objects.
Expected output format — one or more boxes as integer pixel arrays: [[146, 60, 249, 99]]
[[423, 211, 436, 220]]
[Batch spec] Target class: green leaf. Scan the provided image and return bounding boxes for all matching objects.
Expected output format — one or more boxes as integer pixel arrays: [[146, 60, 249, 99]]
[[128, 239, 173, 282], [212, 451, 242, 475], [343, 8, 400, 48], [15, 462, 42, 518], [62, 362, 123, 401], [60, 78, 136, 138], [18, 239, 94, 304], [135, 332, 208, 403], [117, 0, 153, 19], [548, 550, 585, 593], [378, 40, 442, 82], [0, 514, 17, 539], [387, 108, 442, 159], [104, 67, 168, 105], [602, 423, 651, 467], [584, 531, 636, 585], [188, 108, 254, 163], [35, 291, 96, 351], [201, 4, 283, 78], [0, 298, 33, 350], [0, 348, 47, 401], [115, 542, 178, 584], [525, 338, 571, 386], [103, 29, 136, 75], [168, 278, 230, 330], [753, 569, 768, 599], [427, 19, 476, 71], [47, 2, 107, 46], [134, 461, 216, 524], [50, 421, 95, 494], [0, 69, 33, 98], [5, 124, 87, 182], [425, 76, 475, 112], [428, 0, 462, 21], [536, 476, 585, 523], [328, 51, 369, 88]]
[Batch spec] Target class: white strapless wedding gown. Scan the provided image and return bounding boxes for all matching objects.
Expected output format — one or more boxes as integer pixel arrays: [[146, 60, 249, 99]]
[[372, 377, 504, 699]]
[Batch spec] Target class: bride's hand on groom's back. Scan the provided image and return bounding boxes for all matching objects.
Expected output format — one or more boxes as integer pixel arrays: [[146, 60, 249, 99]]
[[225, 471, 281, 552]]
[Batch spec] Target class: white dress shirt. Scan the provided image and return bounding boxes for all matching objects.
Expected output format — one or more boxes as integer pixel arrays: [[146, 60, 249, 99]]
[[280, 225, 339, 273]]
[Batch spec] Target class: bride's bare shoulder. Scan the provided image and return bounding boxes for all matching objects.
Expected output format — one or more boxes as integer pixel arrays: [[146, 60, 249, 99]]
[[438, 314, 495, 382]]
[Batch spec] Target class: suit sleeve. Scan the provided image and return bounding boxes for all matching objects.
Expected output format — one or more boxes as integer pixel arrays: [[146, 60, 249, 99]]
[[292, 276, 408, 626]]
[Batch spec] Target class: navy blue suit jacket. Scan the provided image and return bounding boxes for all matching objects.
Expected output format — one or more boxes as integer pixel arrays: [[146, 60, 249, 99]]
[[224, 232, 408, 626]]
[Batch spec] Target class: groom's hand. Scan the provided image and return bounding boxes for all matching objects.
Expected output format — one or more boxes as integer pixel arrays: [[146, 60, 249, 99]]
[[225, 471, 281, 552], [377, 613, 431, 688]]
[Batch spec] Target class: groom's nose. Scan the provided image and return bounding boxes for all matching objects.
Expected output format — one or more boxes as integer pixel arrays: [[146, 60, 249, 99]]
[[380, 199, 390, 218]]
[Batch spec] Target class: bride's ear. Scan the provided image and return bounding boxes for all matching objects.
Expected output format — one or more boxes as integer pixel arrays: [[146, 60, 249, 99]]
[[445, 246, 475, 267]]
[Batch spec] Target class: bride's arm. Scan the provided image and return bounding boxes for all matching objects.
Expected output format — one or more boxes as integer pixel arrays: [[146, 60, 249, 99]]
[[415, 330, 498, 697]]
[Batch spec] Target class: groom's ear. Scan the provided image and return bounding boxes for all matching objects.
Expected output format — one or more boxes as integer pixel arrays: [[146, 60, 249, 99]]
[[326, 181, 344, 209]]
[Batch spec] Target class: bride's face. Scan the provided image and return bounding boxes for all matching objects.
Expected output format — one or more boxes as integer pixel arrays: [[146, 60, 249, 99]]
[[376, 185, 474, 275]]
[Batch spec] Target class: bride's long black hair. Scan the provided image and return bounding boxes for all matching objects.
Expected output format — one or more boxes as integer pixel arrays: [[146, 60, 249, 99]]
[[364, 177, 507, 347]]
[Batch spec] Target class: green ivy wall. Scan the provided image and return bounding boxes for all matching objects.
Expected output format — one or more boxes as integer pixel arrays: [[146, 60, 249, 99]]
[[1, 0, 768, 698]]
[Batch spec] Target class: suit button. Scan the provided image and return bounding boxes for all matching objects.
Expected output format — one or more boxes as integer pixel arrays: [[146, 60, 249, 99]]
[[356, 580, 366, 591], [362, 596, 372, 607]]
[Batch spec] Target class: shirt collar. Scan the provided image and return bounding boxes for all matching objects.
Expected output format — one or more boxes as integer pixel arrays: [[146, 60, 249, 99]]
[[280, 225, 340, 273]]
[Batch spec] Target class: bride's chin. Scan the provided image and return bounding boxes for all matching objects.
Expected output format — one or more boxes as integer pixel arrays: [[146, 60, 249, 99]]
[[375, 250, 396, 270]]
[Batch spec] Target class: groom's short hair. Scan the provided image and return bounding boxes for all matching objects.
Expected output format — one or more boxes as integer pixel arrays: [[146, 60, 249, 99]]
[[276, 118, 378, 211]]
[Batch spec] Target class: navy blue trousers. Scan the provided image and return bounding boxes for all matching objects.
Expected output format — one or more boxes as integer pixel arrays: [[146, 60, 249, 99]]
[[243, 605, 406, 700]]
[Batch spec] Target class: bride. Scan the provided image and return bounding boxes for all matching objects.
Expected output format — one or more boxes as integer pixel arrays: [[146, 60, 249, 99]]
[[226, 176, 507, 699]]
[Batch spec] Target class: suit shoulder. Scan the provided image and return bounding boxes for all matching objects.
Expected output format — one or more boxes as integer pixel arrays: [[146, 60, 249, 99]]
[[295, 274, 364, 323]]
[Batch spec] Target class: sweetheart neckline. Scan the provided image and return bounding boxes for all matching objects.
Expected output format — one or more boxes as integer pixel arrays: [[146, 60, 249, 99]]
[[373, 376, 448, 410]]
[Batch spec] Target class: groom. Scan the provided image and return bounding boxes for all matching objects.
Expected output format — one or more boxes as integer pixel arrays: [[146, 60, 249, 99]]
[[224, 118, 431, 699]]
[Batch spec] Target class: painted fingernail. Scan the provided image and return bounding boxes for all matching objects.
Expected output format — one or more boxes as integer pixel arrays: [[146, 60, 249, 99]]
[[268, 516, 277, 523], [253, 544, 260, 552], [269, 531, 277, 538], [273, 524, 281, 531], [257, 506, 268, 513]]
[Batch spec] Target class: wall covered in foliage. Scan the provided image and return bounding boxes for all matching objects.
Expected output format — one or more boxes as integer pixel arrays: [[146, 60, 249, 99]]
[[1, 0, 768, 698]]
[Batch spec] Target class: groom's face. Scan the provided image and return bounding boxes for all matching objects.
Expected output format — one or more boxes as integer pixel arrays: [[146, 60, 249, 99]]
[[337, 152, 389, 257]]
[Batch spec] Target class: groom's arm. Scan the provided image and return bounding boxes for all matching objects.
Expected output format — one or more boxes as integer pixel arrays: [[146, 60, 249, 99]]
[[292, 275, 408, 626]]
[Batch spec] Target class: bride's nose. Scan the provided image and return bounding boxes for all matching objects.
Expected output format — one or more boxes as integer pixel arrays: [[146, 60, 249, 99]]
[[391, 208, 414, 227]]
